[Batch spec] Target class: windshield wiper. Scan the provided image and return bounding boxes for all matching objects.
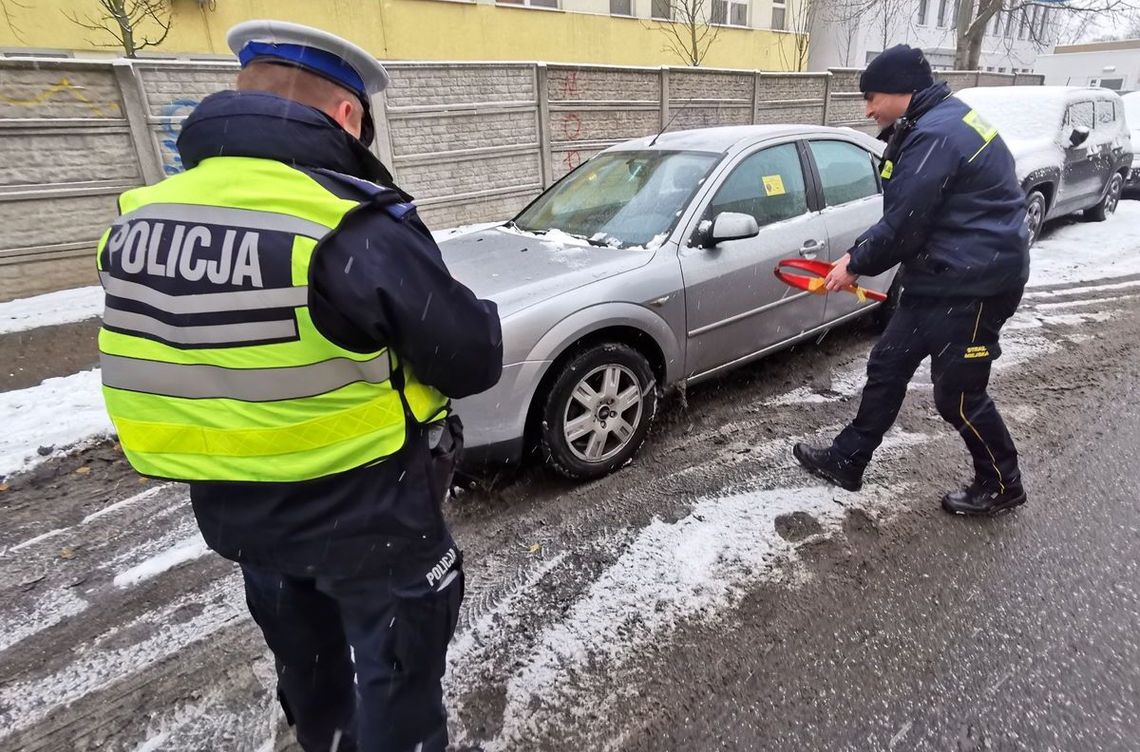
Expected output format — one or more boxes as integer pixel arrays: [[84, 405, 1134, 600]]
[[506, 221, 547, 236]]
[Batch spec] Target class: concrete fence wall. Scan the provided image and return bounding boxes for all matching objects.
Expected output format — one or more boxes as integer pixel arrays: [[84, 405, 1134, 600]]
[[0, 58, 1043, 301]]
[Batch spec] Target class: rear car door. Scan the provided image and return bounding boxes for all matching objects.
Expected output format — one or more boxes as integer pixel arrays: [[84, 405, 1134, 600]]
[[679, 140, 828, 378], [1095, 98, 1129, 184], [1057, 100, 1101, 213], [802, 138, 889, 322]]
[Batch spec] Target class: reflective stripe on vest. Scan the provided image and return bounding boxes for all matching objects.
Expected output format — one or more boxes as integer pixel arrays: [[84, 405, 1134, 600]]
[[98, 156, 449, 483], [101, 352, 393, 402]]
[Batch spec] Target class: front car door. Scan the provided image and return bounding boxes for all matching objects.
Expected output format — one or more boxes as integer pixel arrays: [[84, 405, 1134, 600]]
[[802, 138, 889, 322], [679, 140, 829, 379], [1056, 100, 1101, 213]]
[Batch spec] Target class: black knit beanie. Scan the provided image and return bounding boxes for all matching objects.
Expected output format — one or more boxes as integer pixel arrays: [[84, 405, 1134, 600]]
[[859, 45, 935, 94]]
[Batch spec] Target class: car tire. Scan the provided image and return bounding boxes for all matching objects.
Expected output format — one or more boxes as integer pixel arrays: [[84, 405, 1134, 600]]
[[538, 343, 658, 481], [1025, 190, 1047, 247], [1086, 173, 1123, 222]]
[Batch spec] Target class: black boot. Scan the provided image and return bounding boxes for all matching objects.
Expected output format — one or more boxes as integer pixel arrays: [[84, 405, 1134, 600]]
[[793, 443, 864, 492], [941, 481, 1027, 516]]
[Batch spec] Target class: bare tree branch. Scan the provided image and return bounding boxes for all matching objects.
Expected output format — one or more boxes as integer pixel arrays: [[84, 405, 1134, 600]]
[[643, 0, 723, 66], [1, 0, 30, 42], [61, 0, 173, 57]]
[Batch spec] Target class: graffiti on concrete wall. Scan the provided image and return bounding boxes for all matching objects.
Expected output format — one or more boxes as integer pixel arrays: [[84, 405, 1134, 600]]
[[158, 99, 199, 175], [0, 77, 121, 118]]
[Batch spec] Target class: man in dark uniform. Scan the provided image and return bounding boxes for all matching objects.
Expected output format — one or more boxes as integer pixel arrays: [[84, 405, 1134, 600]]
[[96, 21, 502, 751], [793, 45, 1030, 516]]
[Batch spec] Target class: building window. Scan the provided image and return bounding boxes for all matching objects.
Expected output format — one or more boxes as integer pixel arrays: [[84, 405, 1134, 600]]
[[771, 1, 786, 30], [937, 0, 948, 28], [713, 0, 749, 26], [496, 0, 559, 7], [652, 0, 672, 20], [1019, 10, 1029, 39], [1004, 11, 1014, 38], [610, 0, 633, 14], [1039, 6, 1049, 37], [917, 0, 928, 26], [732, 1, 749, 25], [991, 12, 1000, 36]]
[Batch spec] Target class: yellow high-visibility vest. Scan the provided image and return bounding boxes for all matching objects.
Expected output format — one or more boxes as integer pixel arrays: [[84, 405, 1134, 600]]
[[97, 156, 448, 482]]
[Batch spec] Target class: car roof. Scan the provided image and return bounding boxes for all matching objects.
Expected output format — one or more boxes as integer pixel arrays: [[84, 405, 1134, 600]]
[[605, 124, 873, 155], [959, 85, 1122, 105]]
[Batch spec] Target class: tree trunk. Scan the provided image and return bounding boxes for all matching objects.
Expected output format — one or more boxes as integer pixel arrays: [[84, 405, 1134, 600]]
[[953, 0, 975, 68]]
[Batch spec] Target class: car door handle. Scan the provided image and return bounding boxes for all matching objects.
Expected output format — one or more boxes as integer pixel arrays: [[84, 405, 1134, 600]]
[[799, 240, 823, 259]]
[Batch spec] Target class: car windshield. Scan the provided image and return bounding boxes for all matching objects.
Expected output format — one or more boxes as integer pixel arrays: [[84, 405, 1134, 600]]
[[512, 150, 720, 249]]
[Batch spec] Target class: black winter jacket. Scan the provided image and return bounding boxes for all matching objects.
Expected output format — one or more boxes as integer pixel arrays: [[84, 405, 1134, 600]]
[[846, 82, 1030, 298]]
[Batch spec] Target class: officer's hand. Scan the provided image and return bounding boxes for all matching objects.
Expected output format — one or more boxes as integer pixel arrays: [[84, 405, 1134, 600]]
[[825, 253, 858, 292]]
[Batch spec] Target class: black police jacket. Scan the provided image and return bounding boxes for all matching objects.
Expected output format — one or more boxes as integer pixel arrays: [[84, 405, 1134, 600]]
[[846, 82, 1030, 298], [178, 91, 503, 576]]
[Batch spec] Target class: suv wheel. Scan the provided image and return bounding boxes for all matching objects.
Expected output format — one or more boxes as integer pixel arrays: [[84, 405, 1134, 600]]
[[539, 343, 657, 480], [1025, 190, 1047, 246], [1087, 174, 1123, 222]]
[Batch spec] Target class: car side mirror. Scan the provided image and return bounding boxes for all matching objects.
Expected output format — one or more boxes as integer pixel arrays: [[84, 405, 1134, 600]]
[[1069, 126, 1090, 148], [708, 212, 760, 246]]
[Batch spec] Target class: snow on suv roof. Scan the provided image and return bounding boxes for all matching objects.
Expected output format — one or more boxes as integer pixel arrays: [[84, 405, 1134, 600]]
[[958, 86, 1120, 142], [607, 124, 871, 154]]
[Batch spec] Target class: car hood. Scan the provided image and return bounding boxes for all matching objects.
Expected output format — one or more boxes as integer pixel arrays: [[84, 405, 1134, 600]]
[[438, 226, 658, 318]]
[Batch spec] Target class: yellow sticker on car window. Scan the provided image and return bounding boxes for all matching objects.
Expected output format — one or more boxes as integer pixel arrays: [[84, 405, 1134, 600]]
[[762, 174, 786, 196]]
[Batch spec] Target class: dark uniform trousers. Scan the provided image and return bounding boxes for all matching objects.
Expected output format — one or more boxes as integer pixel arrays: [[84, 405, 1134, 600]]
[[832, 288, 1023, 491], [242, 558, 463, 752]]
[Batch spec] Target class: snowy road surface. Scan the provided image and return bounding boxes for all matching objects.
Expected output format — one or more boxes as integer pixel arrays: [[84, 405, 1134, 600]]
[[1, 207, 1139, 750]]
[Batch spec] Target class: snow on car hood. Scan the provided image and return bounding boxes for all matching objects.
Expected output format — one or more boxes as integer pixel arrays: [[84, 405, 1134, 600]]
[[437, 225, 658, 318]]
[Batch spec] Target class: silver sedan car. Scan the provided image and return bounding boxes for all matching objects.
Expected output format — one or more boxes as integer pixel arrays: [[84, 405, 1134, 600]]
[[442, 125, 896, 480]]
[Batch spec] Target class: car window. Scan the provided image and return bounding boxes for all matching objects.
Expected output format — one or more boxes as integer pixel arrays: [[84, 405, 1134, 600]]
[[1096, 100, 1117, 127], [707, 144, 807, 228], [807, 140, 880, 207], [513, 150, 720, 249], [1067, 101, 1095, 130]]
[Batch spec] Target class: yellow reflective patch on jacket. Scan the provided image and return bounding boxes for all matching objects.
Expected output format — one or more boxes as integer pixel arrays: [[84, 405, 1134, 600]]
[[880, 160, 894, 180], [963, 109, 999, 162], [963, 109, 998, 141]]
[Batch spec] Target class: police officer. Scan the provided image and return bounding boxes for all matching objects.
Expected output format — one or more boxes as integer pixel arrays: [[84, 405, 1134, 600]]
[[96, 21, 503, 751], [793, 45, 1029, 516]]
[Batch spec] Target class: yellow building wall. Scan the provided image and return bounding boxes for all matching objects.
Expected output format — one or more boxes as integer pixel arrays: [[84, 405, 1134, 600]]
[[1, 0, 804, 71]]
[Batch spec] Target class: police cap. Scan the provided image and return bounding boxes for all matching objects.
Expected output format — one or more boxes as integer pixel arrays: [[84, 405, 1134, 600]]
[[227, 20, 388, 146]]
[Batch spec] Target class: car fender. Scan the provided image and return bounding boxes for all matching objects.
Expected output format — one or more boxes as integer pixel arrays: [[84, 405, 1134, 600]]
[[525, 302, 684, 391], [1021, 169, 1059, 213]]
